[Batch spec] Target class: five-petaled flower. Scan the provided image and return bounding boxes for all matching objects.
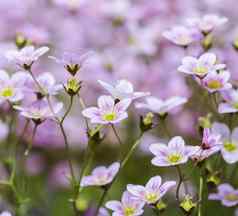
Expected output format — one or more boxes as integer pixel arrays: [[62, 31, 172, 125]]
[[82, 95, 131, 124], [106, 191, 145, 216], [178, 53, 226, 77], [0, 70, 30, 104], [149, 136, 199, 167], [212, 122, 238, 164], [201, 70, 232, 93], [218, 89, 238, 113], [186, 14, 228, 34], [209, 183, 238, 207], [135, 96, 187, 116], [127, 175, 176, 204], [6, 45, 49, 70], [14, 99, 63, 124], [162, 25, 202, 47], [98, 79, 150, 101], [80, 162, 120, 187]]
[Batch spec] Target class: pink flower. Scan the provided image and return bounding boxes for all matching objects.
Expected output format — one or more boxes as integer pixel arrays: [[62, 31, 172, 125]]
[[0, 70, 30, 103], [186, 14, 228, 34], [81, 162, 120, 187], [0, 212, 12, 216], [6, 45, 49, 69], [218, 89, 238, 113], [149, 136, 199, 167], [209, 184, 238, 207], [82, 95, 131, 125], [163, 26, 202, 46], [127, 175, 176, 204], [178, 53, 226, 77], [98, 79, 150, 101], [106, 191, 145, 216], [135, 96, 187, 115], [201, 70, 232, 93]]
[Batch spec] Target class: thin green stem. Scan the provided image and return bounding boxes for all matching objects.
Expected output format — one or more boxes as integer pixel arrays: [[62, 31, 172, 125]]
[[61, 96, 74, 123], [198, 175, 204, 216], [78, 95, 89, 130], [95, 188, 108, 216], [24, 123, 38, 156], [176, 165, 183, 201], [111, 124, 122, 146]]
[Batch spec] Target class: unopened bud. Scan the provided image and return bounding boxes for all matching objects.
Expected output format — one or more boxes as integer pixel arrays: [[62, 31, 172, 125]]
[[233, 37, 238, 51], [156, 200, 167, 212], [202, 34, 213, 51], [15, 34, 28, 49], [140, 112, 154, 132], [65, 64, 80, 76], [180, 195, 196, 214]]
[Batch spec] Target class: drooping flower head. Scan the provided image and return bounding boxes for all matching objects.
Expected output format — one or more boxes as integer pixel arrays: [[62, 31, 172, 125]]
[[192, 128, 222, 161], [186, 14, 228, 34], [82, 95, 131, 125], [209, 183, 238, 207], [178, 53, 226, 77], [49, 51, 93, 76], [81, 162, 120, 187], [212, 122, 238, 164], [0, 70, 30, 104], [98, 79, 150, 101], [127, 176, 176, 204], [135, 96, 187, 116], [106, 191, 145, 216], [14, 99, 63, 124], [149, 136, 199, 167], [6, 45, 49, 70], [201, 70, 232, 93], [218, 89, 238, 113], [163, 26, 202, 47]]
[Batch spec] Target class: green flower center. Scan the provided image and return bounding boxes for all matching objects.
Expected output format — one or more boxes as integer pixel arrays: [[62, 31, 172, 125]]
[[194, 66, 208, 75], [224, 141, 237, 152], [145, 193, 158, 203], [207, 80, 222, 89], [225, 193, 238, 202], [1, 87, 14, 98], [124, 207, 135, 216], [167, 153, 182, 164], [103, 112, 117, 121]]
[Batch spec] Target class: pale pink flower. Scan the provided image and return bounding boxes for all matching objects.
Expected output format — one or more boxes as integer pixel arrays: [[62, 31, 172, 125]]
[[218, 89, 238, 113]]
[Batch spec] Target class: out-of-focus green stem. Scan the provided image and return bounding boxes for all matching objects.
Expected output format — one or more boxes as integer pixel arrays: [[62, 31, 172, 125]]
[[78, 95, 89, 130], [176, 165, 183, 201], [198, 175, 204, 216]]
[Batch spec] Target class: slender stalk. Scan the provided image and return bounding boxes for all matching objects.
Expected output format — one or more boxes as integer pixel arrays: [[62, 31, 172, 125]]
[[24, 123, 38, 156], [198, 175, 204, 216], [95, 188, 108, 216], [176, 166, 183, 201], [78, 95, 89, 130], [111, 124, 122, 146], [61, 96, 74, 123]]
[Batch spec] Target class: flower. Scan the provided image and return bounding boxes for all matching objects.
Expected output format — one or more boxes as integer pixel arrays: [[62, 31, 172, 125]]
[[49, 51, 93, 76], [162, 26, 202, 46], [191, 128, 222, 161], [218, 89, 238, 113], [14, 99, 63, 124], [98, 79, 150, 101], [127, 175, 176, 204], [0, 212, 12, 216], [80, 162, 120, 187], [27, 72, 62, 97], [6, 45, 49, 69], [212, 122, 238, 164], [209, 183, 238, 207], [106, 191, 145, 216], [135, 96, 187, 116], [178, 53, 226, 77], [201, 70, 232, 93], [186, 14, 228, 34], [82, 95, 131, 125], [0, 70, 30, 104], [149, 136, 199, 167]]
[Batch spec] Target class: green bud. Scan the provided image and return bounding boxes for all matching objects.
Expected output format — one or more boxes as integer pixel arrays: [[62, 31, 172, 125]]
[[88, 125, 103, 150], [207, 173, 220, 186], [64, 78, 82, 96], [65, 64, 80, 76], [180, 195, 196, 213], [202, 34, 213, 51], [75, 198, 88, 211], [233, 37, 238, 51], [15, 34, 28, 49], [156, 200, 167, 212], [140, 112, 154, 132]]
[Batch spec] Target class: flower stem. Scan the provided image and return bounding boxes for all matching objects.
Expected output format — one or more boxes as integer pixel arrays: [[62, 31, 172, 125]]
[[111, 124, 122, 146], [24, 123, 38, 156], [78, 95, 89, 130], [176, 165, 183, 201], [95, 188, 108, 216], [198, 175, 204, 216]]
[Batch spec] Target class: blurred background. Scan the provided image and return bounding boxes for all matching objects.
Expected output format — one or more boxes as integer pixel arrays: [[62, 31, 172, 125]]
[[0, 0, 238, 215]]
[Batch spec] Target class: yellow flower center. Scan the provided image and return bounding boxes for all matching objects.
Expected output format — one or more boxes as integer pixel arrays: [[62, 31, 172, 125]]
[[167, 153, 182, 164], [225, 193, 238, 202], [103, 112, 117, 121], [145, 192, 158, 203], [124, 207, 135, 216], [224, 141, 237, 152], [207, 80, 222, 89], [194, 66, 208, 75], [1, 87, 14, 98]]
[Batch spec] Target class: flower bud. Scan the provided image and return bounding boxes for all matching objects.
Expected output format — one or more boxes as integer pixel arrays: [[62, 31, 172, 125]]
[[202, 34, 213, 51], [88, 126, 104, 150], [75, 198, 88, 212], [180, 195, 196, 214], [65, 64, 80, 76], [233, 37, 238, 51], [140, 112, 154, 132], [156, 200, 167, 212], [15, 34, 28, 49], [64, 78, 82, 96]]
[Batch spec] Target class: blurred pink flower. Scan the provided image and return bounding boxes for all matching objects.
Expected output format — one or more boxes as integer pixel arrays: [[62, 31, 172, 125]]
[[219, 89, 238, 113]]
